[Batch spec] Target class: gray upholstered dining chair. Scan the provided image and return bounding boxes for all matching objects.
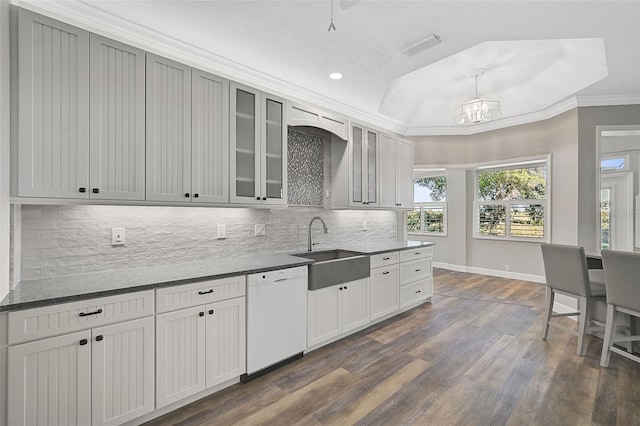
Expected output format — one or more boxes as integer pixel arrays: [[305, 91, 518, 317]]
[[600, 250, 640, 367], [540, 243, 607, 356]]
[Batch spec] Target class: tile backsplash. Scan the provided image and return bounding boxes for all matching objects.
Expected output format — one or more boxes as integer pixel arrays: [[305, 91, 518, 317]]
[[15, 205, 398, 281], [287, 129, 324, 206]]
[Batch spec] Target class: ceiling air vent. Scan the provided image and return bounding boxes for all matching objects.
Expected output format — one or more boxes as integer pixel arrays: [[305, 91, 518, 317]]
[[401, 34, 442, 57]]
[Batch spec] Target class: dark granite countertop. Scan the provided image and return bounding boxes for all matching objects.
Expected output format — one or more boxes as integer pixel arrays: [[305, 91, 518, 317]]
[[1, 253, 313, 312], [1, 240, 434, 312]]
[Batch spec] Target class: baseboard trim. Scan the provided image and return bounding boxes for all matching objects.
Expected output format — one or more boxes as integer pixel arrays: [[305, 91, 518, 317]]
[[432, 262, 468, 273], [434, 262, 546, 284]]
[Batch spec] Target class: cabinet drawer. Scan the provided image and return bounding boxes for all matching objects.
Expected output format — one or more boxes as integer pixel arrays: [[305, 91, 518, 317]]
[[156, 275, 245, 313], [8, 290, 155, 345], [399, 247, 433, 262], [400, 278, 432, 308], [399, 258, 432, 285], [370, 251, 399, 269]]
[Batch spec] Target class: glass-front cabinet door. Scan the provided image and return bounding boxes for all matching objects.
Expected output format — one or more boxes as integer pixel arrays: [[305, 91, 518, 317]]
[[230, 82, 287, 205], [262, 95, 287, 205], [350, 123, 378, 207]]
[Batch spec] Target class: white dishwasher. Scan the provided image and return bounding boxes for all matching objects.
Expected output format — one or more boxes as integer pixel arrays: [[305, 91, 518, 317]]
[[243, 265, 308, 382]]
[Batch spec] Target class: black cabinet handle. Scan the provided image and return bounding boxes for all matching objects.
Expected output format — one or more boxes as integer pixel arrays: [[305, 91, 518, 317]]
[[79, 308, 103, 317], [256, 196, 261, 200], [92, 188, 100, 194], [339, 287, 343, 290], [79, 339, 88, 345], [198, 289, 214, 295], [383, 257, 390, 260], [194, 193, 199, 198], [79, 187, 86, 193], [344, 286, 348, 290], [184, 193, 190, 197], [415, 269, 421, 272], [415, 290, 422, 294], [199, 312, 204, 317], [415, 252, 421, 255], [262, 197, 267, 201], [382, 271, 390, 275], [96, 335, 103, 342], [209, 310, 214, 315]]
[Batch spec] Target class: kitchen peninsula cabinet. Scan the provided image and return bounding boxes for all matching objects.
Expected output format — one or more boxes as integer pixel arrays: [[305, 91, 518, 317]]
[[307, 278, 369, 348], [230, 82, 288, 205], [370, 253, 400, 320]]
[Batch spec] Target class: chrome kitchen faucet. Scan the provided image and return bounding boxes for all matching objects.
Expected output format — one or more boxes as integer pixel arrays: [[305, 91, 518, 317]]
[[308, 216, 328, 251]]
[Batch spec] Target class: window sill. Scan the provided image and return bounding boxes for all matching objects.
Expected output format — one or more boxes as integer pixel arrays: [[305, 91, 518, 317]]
[[409, 232, 448, 237], [473, 234, 548, 243]]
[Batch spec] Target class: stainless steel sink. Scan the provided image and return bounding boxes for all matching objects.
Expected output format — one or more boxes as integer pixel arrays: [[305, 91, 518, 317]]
[[292, 249, 370, 290]]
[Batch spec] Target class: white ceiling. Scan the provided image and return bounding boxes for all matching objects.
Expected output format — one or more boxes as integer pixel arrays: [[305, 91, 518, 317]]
[[21, 0, 640, 135]]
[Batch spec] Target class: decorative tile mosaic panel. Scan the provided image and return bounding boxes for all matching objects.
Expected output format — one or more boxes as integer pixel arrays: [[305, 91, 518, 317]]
[[287, 129, 324, 206]]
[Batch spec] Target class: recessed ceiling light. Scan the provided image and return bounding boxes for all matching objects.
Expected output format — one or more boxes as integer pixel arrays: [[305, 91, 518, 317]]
[[329, 72, 343, 80]]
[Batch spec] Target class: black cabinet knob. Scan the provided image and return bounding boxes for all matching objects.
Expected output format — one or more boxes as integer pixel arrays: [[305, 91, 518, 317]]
[[209, 309, 214, 315], [92, 188, 100, 194], [185, 193, 190, 197], [415, 290, 422, 294], [344, 286, 348, 290], [382, 271, 390, 275], [79, 187, 86, 193], [194, 193, 199, 198], [339, 287, 343, 290], [199, 312, 204, 317], [262, 197, 267, 201], [79, 339, 88, 346], [256, 196, 261, 200], [96, 335, 103, 342]]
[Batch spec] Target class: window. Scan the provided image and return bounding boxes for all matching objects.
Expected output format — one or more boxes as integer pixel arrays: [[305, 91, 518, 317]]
[[474, 159, 549, 241], [600, 154, 627, 171], [408, 172, 447, 235]]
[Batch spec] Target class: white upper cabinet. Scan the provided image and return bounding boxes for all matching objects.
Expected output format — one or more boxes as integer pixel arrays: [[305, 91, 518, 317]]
[[379, 134, 414, 209], [17, 9, 90, 198], [145, 54, 192, 202], [230, 82, 287, 205], [350, 123, 379, 208], [89, 34, 146, 200], [191, 69, 229, 203]]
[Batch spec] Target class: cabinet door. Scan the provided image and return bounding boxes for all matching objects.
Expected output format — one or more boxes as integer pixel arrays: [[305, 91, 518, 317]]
[[378, 133, 398, 208], [261, 94, 287, 205], [230, 82, 260, 204], [17, 9, 90, 198], [156, 306, 206, 407], [8, 330, 92, 426], [91, 317, 154, 426], [396, 139, 414, 208], [89, 34, 145, 201], [365, 129, 379, 207], [307, 286, 341, 347], [205, 297, 246, 388], [370, 265, 400, 320], [192, 69, 229, 203], [146, 54, 192, 202], [350, 124, 364, 206], [341, 278, 370, 332]]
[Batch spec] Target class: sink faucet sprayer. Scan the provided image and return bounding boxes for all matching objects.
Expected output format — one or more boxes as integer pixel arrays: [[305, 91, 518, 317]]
[[308, 216, 328, 251]]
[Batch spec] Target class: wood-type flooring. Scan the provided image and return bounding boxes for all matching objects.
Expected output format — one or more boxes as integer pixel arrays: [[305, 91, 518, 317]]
[[144, 269, 640, 426]]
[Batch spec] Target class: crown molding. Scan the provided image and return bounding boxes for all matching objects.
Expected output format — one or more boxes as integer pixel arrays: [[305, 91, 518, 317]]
[[11, 0, 639, 139], [11, 0, 408, 135]]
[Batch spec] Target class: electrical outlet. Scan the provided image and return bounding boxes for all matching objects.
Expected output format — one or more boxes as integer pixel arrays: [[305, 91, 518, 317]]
[[111, 228, 125, 246], [505, 264, 510, 272], [362, 221, 368, 231], [255, 224, 266, 236], [217, 224, 226, 239]]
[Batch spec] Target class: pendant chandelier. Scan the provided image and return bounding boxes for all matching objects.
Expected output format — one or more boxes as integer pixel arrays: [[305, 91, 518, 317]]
[[454, 69, 501, 125]]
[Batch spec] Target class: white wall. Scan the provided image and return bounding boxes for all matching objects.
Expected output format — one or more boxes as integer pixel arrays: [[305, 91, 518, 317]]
[[16, 205, 397, 280], [410, 110, 580, 280]]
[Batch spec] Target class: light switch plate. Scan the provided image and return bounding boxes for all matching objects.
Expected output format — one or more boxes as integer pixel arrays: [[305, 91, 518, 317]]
[[217, 224, 226, 239], [255, 224, 266, 236], [112, 228, 125, 246]]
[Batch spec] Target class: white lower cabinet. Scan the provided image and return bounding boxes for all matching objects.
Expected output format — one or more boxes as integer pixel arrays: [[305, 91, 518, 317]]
[[155, 297, 245, 408], [307, 278, 369, 347], [370, 263, 400, 320], [8, 316, 155, 426]]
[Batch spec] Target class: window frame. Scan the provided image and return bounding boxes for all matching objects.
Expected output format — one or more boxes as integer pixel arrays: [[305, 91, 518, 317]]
[[409, 170, 448, 236], [600, 153, 629, 172], [472, 156, 551, 243]]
